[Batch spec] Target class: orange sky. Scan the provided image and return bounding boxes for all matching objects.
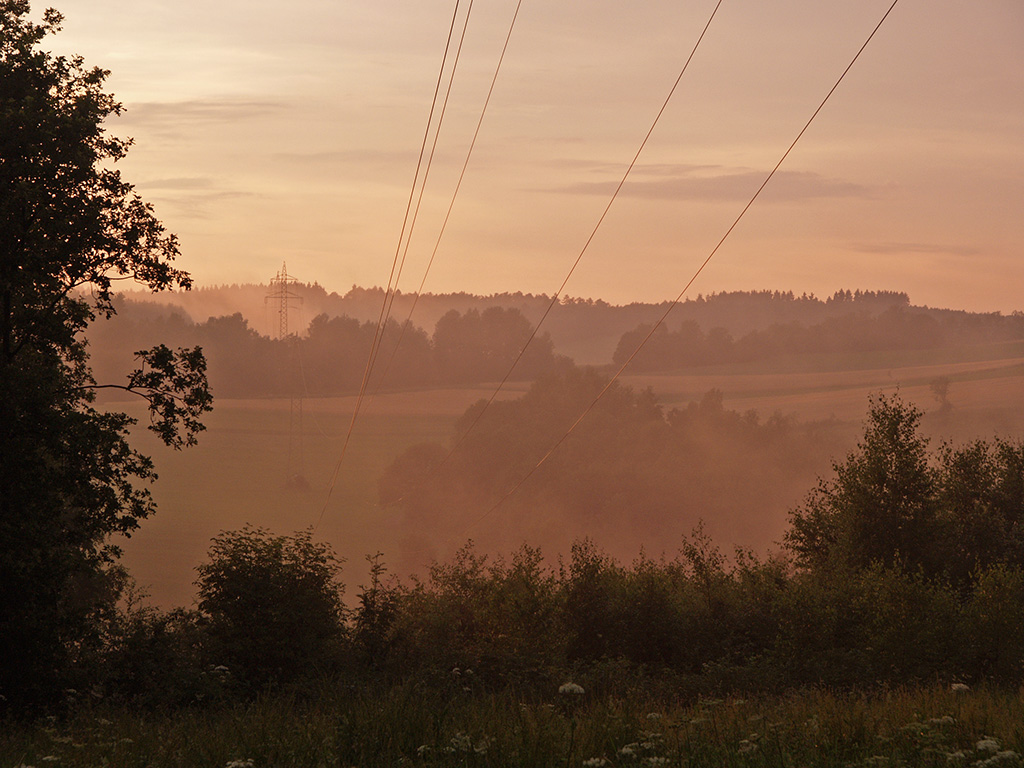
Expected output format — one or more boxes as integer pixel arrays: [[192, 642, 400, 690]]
[[47, 0, 1024, 313]]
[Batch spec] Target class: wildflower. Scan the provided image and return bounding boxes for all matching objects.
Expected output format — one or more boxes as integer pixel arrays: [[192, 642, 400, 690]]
[[975, 752, 1021, 768], [416, 745, 430, 757], [951, 682, 970, 692], [977, 738, 1002, 754], [225, 761, 254, 768], [583, 759, 609, 767], [619, 744, 638, 757], [559, 682, 585, 696], [449, 732, 473, 752]]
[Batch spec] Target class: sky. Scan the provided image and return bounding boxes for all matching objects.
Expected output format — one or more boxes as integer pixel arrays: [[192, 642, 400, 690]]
[[42, 0, 1024, 313]]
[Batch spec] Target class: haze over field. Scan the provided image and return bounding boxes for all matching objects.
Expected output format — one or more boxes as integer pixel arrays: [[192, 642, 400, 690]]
[[98, 286, 1024, 608], [42, 0, 1024, 314]]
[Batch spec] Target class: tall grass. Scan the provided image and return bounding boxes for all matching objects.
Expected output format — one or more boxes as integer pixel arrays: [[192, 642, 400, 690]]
[[3, 684, 1022, 767]]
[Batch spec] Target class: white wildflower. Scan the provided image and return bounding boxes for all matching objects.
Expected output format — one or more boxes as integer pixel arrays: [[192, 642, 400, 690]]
[[559, 682, 585, 696], [618, 744, 638, 757], [977, 738, 1002, 754], [975, 752, 1021, 767], [449, 732, 473, 752]]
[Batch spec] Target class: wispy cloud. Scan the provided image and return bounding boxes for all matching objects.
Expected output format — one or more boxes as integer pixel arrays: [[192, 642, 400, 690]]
[[151, 190, 254, 220], [139, 177, 214, 190], [852, 242, 982, 258], [555, 166, 873, 202], [119, 98, 288, 126]]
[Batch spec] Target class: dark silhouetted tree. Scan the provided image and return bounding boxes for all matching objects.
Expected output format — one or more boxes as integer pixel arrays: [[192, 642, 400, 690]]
[[786, 393, 939, 575], [195, 527, 347, 691], [0, 3, 210, 709]]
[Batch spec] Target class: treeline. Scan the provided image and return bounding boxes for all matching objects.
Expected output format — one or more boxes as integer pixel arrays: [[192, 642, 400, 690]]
[[122, 284, 1024, 364], [615, 301, 1024, 372], [24, 394, 1022, 713], [86, 299, 569, 398], [380, 367, 850, 560]]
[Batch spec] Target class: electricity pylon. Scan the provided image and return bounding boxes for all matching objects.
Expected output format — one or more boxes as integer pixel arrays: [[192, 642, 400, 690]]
[[265, 263, 307, 489]]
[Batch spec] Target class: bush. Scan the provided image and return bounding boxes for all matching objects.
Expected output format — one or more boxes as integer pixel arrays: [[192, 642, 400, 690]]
[[195, 526, 348, 691]]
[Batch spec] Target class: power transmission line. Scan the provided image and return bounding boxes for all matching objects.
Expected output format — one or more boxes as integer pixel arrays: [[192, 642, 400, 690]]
[[442, 0, 904, 548], [317, 0, 475, 526], [371, 0, 525, 396], [397, 0, 727, 494]]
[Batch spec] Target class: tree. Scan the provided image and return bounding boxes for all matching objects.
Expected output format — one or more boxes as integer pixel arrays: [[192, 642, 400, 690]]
[[785, 393, 939, 575], [195, 527, 347, 691], [0, 2, 211, 709]]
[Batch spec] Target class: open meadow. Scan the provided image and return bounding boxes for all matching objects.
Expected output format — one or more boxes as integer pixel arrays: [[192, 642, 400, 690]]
[[115, 342, 1024, 612]]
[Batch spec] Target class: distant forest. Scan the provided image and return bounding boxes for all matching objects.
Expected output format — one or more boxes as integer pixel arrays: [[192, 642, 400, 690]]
[[91, 286, 1024, 398]]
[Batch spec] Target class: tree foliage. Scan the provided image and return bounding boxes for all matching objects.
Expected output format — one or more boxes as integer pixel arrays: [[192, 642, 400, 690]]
[[0, 2, 210, 709], [195, 527, 347, 691], [786, 392, 1024, 583]]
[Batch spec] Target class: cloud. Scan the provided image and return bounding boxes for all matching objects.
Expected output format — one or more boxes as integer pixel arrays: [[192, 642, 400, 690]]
[[151, 190, 254, 220], [139, 177, 214, 190], [851, 242, 982, 258], [555, 166, 873, 202], [118, 98, 288, 126]]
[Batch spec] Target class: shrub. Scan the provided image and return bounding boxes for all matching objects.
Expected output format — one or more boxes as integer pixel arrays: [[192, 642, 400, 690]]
[[195, 526, 347, 691]]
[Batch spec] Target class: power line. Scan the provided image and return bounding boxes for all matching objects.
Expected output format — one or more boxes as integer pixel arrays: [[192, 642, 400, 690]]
[[371, 0, 525, 395], [317, 0, 475, 526], [447, 0, 904, 545], [401, 0, 727, 492]]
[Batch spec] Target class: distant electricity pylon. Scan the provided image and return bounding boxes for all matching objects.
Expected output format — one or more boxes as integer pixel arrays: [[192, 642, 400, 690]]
[[265, 263, 308, 490], [265, 262, 303, 340]]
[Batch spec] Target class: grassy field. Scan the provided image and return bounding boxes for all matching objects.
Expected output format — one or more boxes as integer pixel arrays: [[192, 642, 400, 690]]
[[113, 345, 1024, 610], [4, 684, 1023, 767]]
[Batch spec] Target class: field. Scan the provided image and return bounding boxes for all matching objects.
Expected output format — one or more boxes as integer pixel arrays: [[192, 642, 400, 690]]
[[4, 684, 1024, 767], [115, 343, 1024, 610]]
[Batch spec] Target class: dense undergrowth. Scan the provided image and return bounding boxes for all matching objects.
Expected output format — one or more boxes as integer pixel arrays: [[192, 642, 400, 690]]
[[3, 683, 1024, 767], [3, 393, 1024, 766]]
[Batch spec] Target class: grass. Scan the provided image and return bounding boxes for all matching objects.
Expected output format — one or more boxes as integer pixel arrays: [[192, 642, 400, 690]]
[[3, 684, 1023, 767]]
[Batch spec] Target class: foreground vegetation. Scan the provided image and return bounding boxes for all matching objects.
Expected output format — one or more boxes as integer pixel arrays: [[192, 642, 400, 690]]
[[3, 684, 1024, 767]]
